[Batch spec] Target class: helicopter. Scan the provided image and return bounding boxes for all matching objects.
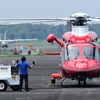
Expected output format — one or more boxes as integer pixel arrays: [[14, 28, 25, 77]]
[[42, 12, 100, 86], [0, 12, 100, 86]]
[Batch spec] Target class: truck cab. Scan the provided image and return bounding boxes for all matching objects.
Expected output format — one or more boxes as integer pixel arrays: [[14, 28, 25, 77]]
[[0, 65, 19, 91]]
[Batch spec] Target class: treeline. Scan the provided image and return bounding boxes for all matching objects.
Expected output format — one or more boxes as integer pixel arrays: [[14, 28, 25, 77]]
[[0, 23, 100, 40]]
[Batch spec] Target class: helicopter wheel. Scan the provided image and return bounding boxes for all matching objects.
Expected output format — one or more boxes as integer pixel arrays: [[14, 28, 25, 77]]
[[78, 80, 86, 87], [78, 80, 81, 87], [84, 80, 86, 86], [50, 78, 56, 86]]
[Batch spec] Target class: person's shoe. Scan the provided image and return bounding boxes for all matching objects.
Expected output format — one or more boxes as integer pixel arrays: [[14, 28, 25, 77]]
[[26, 90, 30, 92]]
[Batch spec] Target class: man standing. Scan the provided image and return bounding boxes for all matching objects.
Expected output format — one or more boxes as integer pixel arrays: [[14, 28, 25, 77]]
[[16, 56, 35, 91]]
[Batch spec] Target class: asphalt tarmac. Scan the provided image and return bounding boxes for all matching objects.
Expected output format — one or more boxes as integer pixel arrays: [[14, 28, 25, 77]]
[[0, 55, 100, 100]]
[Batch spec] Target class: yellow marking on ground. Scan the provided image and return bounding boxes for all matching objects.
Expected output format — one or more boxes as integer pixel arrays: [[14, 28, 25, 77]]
[[50, 83, 55, 86]]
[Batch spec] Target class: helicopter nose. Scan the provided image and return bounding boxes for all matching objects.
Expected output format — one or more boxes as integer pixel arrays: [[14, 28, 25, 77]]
[[75, 61, 88, 69]]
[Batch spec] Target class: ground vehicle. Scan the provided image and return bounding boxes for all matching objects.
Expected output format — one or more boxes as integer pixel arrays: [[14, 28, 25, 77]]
[[0, 65, 19, 91]]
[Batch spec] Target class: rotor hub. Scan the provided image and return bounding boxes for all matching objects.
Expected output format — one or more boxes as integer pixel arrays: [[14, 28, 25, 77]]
[[71, 12, 89, 18], [69, 13, 90, 26]]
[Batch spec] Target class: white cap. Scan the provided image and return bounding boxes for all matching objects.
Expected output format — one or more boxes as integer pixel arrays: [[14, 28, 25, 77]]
[[12, 60, 15, 65]]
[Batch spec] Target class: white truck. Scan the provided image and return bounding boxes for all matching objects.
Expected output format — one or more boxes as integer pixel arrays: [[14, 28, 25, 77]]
[[0, 65, 20, 91]]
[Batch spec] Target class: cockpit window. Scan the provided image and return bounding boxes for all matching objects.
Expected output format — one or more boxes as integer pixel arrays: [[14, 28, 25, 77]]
[[84, 47, 94, 59], [65, 44, 80, 60], [65, 46, 79, 60], [65, 43, 99, 61]]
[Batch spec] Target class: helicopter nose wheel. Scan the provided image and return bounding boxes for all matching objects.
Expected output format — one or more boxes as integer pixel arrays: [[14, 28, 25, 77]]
[[50, 78, 56, 86], [84, 80, 86, 86], [78, 80, 86, 87], [78, 80, 81, 86]]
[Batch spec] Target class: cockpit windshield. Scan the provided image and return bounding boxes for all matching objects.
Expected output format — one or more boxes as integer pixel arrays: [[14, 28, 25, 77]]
[[64, 43, 99, 61], [65, 45, 80, 60], [84, 46, 94, 59]]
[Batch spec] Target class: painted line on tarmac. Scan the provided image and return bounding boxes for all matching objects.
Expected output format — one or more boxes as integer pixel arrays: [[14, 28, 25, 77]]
[[16, 98, 30, 100], [0, 91, 57, 95]]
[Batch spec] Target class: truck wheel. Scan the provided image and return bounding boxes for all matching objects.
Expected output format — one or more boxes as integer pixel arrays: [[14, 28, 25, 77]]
[[0, 81, 7, 91], [11, 85, 19, 91]]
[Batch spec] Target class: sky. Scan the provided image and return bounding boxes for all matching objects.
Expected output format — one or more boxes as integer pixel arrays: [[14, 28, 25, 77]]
[[0, 0, 100, 24]]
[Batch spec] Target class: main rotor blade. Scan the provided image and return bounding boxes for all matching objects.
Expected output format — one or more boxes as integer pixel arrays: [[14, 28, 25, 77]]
[[88, 18, 100, 21], [0, 17, 75, 21], [0, 20, 67, 25], [0, 18, 66, 20], [0, 17, 76, 25]]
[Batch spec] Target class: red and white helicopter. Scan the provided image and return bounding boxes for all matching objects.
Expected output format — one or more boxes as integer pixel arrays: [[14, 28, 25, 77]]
[[42, 12, 100, 86], [1, 12, 100, 86]]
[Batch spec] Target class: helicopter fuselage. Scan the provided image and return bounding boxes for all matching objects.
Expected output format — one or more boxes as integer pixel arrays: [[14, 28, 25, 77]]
[[60, 42, 100, 81], [42, 12, 100, 86], [46, 25, 100, 86]]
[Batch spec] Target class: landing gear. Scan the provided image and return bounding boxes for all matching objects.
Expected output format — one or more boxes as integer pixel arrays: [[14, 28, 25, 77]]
[[77, 75, 86, 87], [78, 80, 81, 86], [61, 77, 66, 86], [78, 80, 86, 87], [50, 78, 56, 86], [84, 80, 86, 86]]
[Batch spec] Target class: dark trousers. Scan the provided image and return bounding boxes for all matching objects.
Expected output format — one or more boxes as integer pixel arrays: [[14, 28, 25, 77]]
[[19, 75, 28, 91]]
